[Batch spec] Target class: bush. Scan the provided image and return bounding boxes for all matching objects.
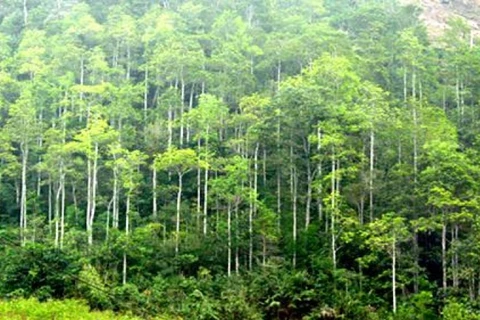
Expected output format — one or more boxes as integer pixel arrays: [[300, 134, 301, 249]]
[[442, 300, 480, 320], [0, 298, 142, 319]]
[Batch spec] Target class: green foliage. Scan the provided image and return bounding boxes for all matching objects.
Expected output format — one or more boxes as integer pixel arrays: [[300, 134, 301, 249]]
[[78, 264, 111, 309], [154, 147, 198, 175], [442, 300, 480, 320], [0, 244, 80, 300], [0, 298, 145, 319], [0, 0, 479, 319]]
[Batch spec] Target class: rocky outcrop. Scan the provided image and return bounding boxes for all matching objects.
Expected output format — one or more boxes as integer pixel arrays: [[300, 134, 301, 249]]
[[400, 0, 480, 38]]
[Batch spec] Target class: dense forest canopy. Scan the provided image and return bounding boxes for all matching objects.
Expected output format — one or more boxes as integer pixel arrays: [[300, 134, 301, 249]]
[[0, 0, 480, 319]]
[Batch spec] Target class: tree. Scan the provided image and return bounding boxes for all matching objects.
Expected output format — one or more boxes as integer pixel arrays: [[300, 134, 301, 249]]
[[66, 115, 117, 245], [5, 87, 39, 245], [209, 156, 248, 276], [154, 147, 197, 255], [116, 149, 147, 285], [362, 213, 410, 314], [186, 94, 228, 236]]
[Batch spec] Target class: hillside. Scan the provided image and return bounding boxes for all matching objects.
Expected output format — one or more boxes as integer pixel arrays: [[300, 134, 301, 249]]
[[1, 0, 480, 319], [401, 0, 480, 38]]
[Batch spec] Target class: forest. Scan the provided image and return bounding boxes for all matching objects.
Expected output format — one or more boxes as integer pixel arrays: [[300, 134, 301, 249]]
[[0, 0, 479, 319]]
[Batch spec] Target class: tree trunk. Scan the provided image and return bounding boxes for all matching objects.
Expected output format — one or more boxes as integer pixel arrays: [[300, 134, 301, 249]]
[[60, 172, 65, 249], [304, 136, 312, 230], [276, 60, 281, 92], [48, 177, 52, 234], [143, 67, 148, 128], [254, 143, 259, 218], [235, 200, 240, 274], [460, 79, 465, 123], [331, 148, 336, 271], [113, 162, 119, 229], [106, 198, 112, 242], [290, 144, 297, 268], [175, 173, 183, 255], [248, 168, 253, 271], [203, 125, 210, 236], [55, 182, 61, 248], [88, 142, 99, 246], [152, 166, 157, 219], [86, 158, 92, 242], [276, 117, 282, 230], [412, 71, 420, 294], [23, 0, 28, 26], [442, 213, 447, 292], [180, 76, 185, 146], [187, 84, 194, 144], [305, 160, 312, 230], [369, 129, 374, 222], [392, 236, 397, 314], [72, 183, 78, 226], [453, 224, 459, 288], [126, 44, 131, 81], [227, 201, 232, 277], [277, 170, 281, 232], [80, 56, 85, 110], [456, 74, 460, 122], [262, 147, 267, 186], [123, 193, 131, 285], [60, 120, 66, 248], [113, 39, 119, 68], [168, 101, 173, 149], [317, 126, 323, 225], [20, 143, 28, 246]]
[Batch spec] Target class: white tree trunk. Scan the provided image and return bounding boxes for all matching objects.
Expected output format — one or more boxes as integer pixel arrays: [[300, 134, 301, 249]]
[[88, 143, 99, 246], [276, 118, 282, 230], [227, 201, 231, 277], [86, 159, 92, 242], [60, 172, 65, 249], [48, 177, 52, 234], [248, 172, 253, 270], [235, 200, 240, 274], [203, 126, 210, 235], [369, 129, 375, 222], [143, 66, 148, 126], [290, 144, 297, 268], [412, 71, 420, 293], [123, 193, 131, 285], [113, 163, 119, 228], [55, 182, 61, 248], [168, 101, 173, 149], [20, 143, 28, 246], [187, 84, 194, 144], [331, 149, 336, 271], [317, 127, 323, 225], [305, 160, 312, 230], [392, 236, 397, 314], [23, 0, 28, 26], [126, 44, 131, 81], [152, 166, 157, 218], [442, 217, 447, 291], [175, 173, 183, 255], [106, 198, 112, 242], [180, 77, 185, 146]]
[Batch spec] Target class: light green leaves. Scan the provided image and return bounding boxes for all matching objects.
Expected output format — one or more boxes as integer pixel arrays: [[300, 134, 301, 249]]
[[154, 147, 198, 175]]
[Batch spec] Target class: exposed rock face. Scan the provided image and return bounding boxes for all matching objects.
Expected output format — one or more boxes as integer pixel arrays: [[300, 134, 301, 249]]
[[399, 0, 480, 38]]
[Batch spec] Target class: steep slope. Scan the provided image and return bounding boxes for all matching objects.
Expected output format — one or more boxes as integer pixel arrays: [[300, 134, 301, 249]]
[[400, 0, 480, 38]]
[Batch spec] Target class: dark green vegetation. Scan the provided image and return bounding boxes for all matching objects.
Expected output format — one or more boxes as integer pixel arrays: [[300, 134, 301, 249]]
[[0, 0, 479, 319]]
